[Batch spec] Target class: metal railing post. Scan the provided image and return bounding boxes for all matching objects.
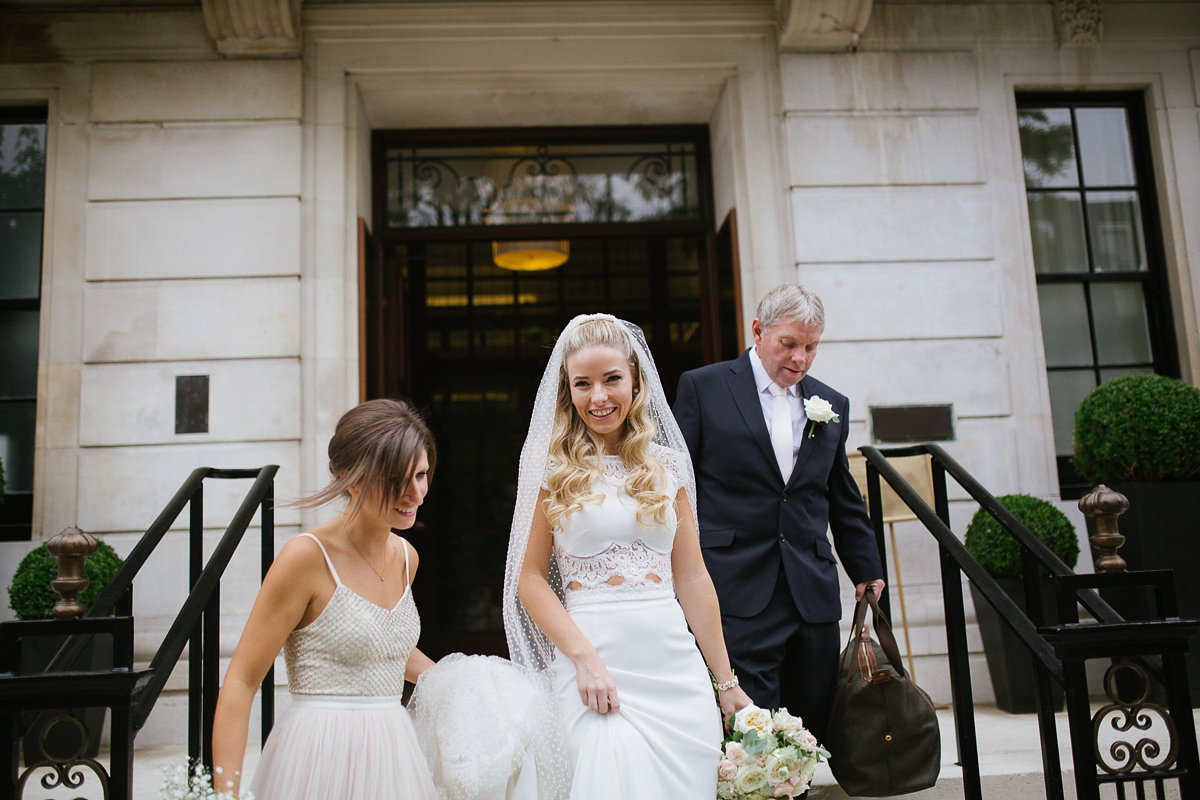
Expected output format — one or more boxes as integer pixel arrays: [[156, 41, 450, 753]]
[[110, 705, 135, 800], [927, 459, 982, 798], [188, 481, 204, 764], [865, 462, 891, 619], [1064, 653, 1099, 800], [260, 482, 276, 744], [202, 581, 220, 770]]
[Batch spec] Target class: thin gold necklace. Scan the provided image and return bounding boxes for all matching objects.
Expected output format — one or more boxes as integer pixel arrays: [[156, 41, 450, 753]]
[[347, 534, 388, 583]]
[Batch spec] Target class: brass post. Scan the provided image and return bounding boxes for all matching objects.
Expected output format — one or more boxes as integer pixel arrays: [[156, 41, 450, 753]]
[[1078, 485, 1129, 574], [45, 525, 99, 620]]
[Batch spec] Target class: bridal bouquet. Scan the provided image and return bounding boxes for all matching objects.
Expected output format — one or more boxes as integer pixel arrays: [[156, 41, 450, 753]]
[[717, 706, 828, 799], [160, 760, 253, 800]]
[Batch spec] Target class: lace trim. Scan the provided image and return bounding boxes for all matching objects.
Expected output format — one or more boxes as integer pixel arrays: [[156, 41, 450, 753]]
[[555, 540, 675, 609]]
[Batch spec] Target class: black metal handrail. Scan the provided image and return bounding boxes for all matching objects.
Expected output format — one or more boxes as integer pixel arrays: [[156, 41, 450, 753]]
[[7, 465, 278, 800], [135, 467, 277, 745], [862, 444, 1063, 680], [861, 444, 1058, 800], [858, 443, 1197, 800]]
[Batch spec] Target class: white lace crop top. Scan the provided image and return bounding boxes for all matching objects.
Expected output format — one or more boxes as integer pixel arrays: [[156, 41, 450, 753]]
[[544, 446, 685, 609]]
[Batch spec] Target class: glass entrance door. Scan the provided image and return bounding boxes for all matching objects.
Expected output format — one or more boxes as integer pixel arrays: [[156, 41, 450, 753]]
[[368, 126, 729, 658]]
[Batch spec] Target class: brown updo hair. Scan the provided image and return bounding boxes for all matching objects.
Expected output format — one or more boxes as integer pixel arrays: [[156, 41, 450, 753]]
[[298, 398, 436, 516]]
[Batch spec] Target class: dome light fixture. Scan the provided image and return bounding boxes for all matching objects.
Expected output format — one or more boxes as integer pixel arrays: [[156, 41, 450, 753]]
[[492, 240, 570, 271]]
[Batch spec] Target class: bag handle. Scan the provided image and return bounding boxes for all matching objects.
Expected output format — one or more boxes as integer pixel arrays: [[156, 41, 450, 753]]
[[840, 589, 908, 680], [865, 589, 908, 679]]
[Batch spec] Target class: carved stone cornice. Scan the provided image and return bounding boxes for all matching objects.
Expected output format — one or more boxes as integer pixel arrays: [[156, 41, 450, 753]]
[[201, 0, 302, 57], [1052, 0, 1103, 47], [777, 0, 874, 52]]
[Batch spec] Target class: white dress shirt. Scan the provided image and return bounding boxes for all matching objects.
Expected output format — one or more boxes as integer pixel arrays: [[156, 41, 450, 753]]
[[748, 347, 808, 474]]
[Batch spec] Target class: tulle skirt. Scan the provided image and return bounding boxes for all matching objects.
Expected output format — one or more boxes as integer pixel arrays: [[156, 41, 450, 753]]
[[250, 694, 437, 800], [551, 596, 723, 799]]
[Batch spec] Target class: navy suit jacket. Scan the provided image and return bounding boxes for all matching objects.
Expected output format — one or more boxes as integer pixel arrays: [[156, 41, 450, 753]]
[[674, 350, 883, 623]]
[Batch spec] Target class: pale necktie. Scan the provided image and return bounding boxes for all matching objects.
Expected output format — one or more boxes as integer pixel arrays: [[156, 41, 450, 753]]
[[768, 383, 793, 481]]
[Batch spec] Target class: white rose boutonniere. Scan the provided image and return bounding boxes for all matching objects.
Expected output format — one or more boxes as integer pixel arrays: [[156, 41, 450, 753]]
[[802, 395, 840, 439]]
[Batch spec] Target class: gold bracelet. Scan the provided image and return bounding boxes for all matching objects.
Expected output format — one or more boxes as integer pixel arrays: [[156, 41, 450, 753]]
[[716, 675, 739, 692]]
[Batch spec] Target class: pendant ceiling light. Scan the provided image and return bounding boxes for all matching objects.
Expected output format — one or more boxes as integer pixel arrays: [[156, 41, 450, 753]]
[[492, 240, 570, 271]]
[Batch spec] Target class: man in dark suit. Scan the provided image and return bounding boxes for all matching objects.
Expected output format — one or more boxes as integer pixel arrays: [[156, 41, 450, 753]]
[[674, 283, 884, 740]]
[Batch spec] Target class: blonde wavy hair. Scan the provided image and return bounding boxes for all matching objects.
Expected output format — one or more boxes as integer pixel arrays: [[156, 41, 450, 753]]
[[543, 319, 672, 531]]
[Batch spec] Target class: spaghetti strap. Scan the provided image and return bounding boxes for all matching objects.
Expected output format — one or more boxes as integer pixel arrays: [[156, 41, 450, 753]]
[[298, 532, 343, 586], [397, 537, 411, 588]]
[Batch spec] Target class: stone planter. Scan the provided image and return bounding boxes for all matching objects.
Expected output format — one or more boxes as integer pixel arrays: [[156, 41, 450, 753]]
[[20, 634, 112, 767], [1099, 481, 1200, 706], [971, 578, 1065, 714]]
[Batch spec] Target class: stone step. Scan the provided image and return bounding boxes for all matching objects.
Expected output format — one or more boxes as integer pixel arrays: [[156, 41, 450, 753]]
[[41, 704, 1194, 799]]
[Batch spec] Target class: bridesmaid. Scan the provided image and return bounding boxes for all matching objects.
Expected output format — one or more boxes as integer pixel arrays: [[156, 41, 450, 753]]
[[212, 399, 439, 799]]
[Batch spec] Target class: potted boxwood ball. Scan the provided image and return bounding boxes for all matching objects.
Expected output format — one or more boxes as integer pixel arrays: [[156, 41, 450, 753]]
[[1073, 373, 1200, 702], [965, 494, 1079, 714], [6, 539, 123, 766]]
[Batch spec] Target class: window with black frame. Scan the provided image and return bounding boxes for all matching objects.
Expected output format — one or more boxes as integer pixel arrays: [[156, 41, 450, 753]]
[[1017, 92, 1178, 498], [0, 107, 46, 540]]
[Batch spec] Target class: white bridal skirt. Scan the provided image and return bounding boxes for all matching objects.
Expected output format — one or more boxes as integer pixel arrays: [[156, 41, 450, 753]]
[[409, 654, 573, 800], [250, 694, 438, 800], [551, 596, 723, 800]]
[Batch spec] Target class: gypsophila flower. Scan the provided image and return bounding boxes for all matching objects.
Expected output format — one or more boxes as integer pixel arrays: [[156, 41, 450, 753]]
[[160, 759, 252, 800]]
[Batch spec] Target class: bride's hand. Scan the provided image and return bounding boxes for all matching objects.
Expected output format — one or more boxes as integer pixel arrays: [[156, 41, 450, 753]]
[[573, 651, 620, 715], [719, 686, 753, 726]]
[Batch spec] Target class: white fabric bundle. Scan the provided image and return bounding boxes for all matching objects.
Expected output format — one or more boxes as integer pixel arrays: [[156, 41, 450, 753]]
[[408, 654, 571, 800]]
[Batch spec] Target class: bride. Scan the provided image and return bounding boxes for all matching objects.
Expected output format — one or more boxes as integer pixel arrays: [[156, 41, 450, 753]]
[[504, 314, 753, 799]]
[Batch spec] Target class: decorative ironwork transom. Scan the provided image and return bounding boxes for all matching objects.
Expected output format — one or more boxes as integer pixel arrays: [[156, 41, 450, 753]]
[[384, 142, 701, 228]]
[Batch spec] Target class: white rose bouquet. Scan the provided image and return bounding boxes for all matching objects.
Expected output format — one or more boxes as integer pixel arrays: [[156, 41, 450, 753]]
[[717, 705, 828, 800], [160, 760, 253, 800]]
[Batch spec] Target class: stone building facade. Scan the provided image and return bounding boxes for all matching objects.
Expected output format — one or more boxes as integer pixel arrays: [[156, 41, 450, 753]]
[[1, 0, 1198, 744]]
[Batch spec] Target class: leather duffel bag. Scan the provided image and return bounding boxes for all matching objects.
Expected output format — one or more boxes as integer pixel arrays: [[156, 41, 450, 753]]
[[825, 590, 940, 796]]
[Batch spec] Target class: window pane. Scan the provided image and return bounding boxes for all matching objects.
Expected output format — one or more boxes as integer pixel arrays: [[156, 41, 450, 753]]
[[1075, 108, 1135, 187], [1018, 108, 1079, 188], [0, 401, 36, 493], [1027, 192, 1088, 273], [426, 280, 467, 308], [1038, 283, 1093, 367], [0, 311, 39, 397], [0, 123, 46, 209], [1086, 190, 1147, 272], [1047, 370, 1097, 456], [515, 277, 557, 307], [0, 212, 42, 300], [472, 279, 513, 307], [568, 239, 604, 275], [563, 277, 604, 309], [1090, 282, 1153, 365], [607, 238, 648, 274]]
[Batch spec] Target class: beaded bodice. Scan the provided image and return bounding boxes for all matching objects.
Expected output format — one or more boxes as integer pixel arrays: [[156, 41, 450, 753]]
[[283, 534, 420, 697], [547, 450, 683, 609]]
